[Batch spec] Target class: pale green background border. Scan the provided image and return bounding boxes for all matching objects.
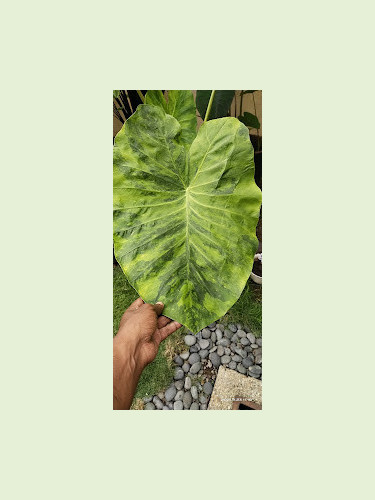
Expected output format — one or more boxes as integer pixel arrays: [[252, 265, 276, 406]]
[[2, 2, 374, 499]]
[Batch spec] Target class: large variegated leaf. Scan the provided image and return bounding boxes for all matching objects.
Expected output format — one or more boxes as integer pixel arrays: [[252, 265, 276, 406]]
[[113, 104, 261, 332], [144, 90, 196, 147]]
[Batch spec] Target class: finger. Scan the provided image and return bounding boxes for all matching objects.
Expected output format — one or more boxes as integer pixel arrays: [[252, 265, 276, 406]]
[[158, 321, 182, 343], [157, 315, 171, 329], [128, 297, 144, 311], [152, 301, 164, 316]]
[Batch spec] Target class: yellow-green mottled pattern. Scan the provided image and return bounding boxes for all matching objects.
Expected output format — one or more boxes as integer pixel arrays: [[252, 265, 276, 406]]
[[144, 90, 197, 148], [113, 104, 262, 332]]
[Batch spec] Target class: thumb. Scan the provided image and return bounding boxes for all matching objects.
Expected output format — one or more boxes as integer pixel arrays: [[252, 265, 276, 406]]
[[152, 301, 164, 316]]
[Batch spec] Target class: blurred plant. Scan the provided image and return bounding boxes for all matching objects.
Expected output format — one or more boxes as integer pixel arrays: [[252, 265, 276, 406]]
[[196, 90, 235, 120], [237, 90, 261, 152], [113, 90, 146, 124]]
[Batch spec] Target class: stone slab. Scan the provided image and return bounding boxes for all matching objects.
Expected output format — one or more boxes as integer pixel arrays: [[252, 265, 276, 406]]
[[208, 366, 262, 410]]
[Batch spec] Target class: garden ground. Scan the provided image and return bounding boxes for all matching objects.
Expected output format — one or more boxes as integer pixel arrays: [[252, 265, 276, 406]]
[[113, 266, 262, 406]]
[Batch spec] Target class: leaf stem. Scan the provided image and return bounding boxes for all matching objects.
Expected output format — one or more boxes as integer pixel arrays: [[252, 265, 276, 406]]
[[136, 90, 145, 103], [204, 90, 216, 123]]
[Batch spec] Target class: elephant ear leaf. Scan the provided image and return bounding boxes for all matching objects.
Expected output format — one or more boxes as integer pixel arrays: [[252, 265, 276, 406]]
[[113, 104, 261, 332], [144, 90, 167, 111], [144, 90, 197, 147]]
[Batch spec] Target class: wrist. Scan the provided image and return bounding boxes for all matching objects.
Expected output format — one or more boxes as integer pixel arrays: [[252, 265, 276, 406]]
[[113, 335, 143, 410]]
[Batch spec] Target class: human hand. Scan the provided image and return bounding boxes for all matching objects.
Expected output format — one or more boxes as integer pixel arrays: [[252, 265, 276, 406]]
[[115, 297, 182, 370]]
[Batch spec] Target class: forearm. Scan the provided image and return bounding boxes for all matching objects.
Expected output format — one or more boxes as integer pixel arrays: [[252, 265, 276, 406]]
[[113, 337, 144, 410]]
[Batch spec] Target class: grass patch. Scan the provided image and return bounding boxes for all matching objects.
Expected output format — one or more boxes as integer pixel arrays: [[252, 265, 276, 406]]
[[220, 280, 262, 336], [113, 265, 262, 401], [113, 265, 138, 336]]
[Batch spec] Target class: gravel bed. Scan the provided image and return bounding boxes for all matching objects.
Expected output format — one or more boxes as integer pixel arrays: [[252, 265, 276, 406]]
[[142, 321, 262, 410]]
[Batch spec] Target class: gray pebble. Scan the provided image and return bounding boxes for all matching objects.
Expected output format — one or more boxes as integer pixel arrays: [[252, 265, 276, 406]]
[[249, 365, 262, 376], [221, 355, 231, 364], [153, 396, 164, 410], [230, 342, 237, 352], [182, 362, 190, 373], [165, 385, 177, 402], [242, 357, 254, 369], [237, 363, 247, 374], [209, 346, 217, 353], [175, 380, 184, 390], [209, 352, 221, 368], [167, 402, 173, 409], [180, 351, 189, 361], [234, 347, 244, 357], [145, 402, 156, 410], [174, 368, 184, 380], [216, 324, 225, 332], [173, 355, 183, 366], [190, 345, 199, 353], [199, 349, 209, 359], [228, 361, 237, 370], [191, 386, 198, 399], [244, 346, 253, 353], [236, 323, 243, 330], [211, 331, 217, 343], [255, 354, 262, 365], [254, 347, 262, 357], [241, 337, 250, 346], [251, 343, 258, 349], [224, 329, 233, 339], [247, 332, 256, 344], [199, 393, 208, 404], [143, 396, 153, 403], [188, 352, 200, 365], [208, 322, 216, 328], [216, 329, 223, 341], [190, 402, 199, 410], [200, 403, 207, 410], [256, 338, 262, 346], [174, 401, 183, 410], [163, 406, 170, 410], [237, 330, 246, 338], [231, 334, 239, 343], [217, 345, 224, 357], [199, 339, 210, 350], [183, 391, 192, 409], [201, 328, 211, 339], [232, 354, 242, 362], [184, 335, 196, 346], [157, 392, 164, 400], [224, 347, 231, 355], [218, 338, 230, 347], [228, 324, 237, 333], [190, 362, 201, 374], [175, 390, 184, 401], [203, 382, 213, 395], [184, 376, 192, 390]]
